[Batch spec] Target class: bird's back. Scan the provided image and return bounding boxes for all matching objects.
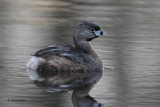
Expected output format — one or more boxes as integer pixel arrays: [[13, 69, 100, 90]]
[[26, 44, 102, 92]]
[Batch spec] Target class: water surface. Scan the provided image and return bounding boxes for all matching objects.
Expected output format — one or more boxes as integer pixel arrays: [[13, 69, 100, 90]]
[[0, 0, 160, 107]]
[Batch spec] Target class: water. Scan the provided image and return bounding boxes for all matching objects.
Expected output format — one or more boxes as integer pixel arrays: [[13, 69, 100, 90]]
[[0, 0, 160, 107]]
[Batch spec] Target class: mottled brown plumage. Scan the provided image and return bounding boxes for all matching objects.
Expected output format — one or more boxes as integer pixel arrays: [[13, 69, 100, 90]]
[[26, 22, 106, 92]]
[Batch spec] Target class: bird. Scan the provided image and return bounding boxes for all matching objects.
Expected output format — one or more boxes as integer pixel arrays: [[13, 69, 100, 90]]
[[26, 22, 106, 93]]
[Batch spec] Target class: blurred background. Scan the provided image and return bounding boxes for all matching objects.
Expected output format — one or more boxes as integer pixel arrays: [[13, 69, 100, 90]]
[[0, 0, 160, 107]]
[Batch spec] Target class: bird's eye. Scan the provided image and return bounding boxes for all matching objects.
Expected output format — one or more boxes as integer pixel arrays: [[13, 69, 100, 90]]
[[90, 28, 95, 32]]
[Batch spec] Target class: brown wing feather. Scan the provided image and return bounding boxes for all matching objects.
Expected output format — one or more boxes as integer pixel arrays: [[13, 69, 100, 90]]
[[34, 44, 93, 92]]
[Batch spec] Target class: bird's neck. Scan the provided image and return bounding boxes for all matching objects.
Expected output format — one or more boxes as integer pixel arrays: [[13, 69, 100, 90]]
[[74, 40, 98, 58]]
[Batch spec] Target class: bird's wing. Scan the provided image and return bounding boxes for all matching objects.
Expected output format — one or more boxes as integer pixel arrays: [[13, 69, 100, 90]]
[[34, 44, 94, 92]]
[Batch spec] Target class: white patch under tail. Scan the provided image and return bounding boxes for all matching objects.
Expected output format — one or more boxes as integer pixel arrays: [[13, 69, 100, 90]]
[[26, 56, 44, 81]]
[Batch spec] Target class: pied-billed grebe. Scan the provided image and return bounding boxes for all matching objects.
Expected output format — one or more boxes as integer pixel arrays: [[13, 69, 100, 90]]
[[26, 22, 106, 92]]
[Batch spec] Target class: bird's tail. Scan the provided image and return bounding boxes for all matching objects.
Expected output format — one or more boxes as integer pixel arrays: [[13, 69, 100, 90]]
[[26, 56, 44, 81]]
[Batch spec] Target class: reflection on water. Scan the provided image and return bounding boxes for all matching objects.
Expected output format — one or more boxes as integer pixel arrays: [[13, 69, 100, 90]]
[[0, 0, 160, 107], [72, 90, 104, 107]]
